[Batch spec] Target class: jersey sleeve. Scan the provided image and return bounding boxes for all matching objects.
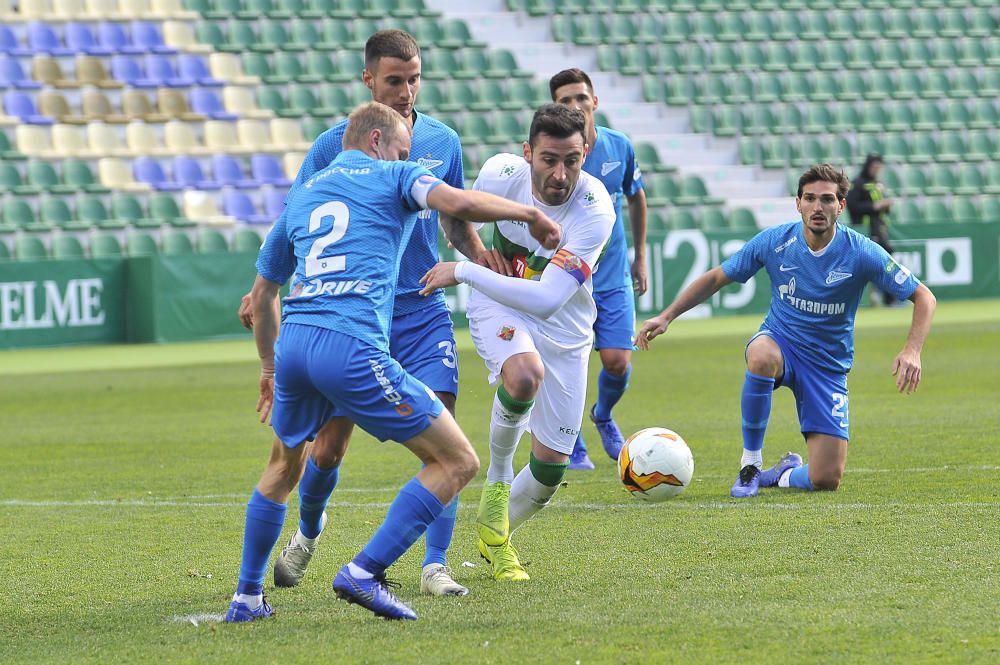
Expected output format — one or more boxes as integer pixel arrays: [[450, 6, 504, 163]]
[[398, 162, 441, 212], [255, 214, 296, 285], [622, 139, 643, 198], [861, 237, 920, 301], [557, 195, 616, 275], [721, 229, 769, 283]]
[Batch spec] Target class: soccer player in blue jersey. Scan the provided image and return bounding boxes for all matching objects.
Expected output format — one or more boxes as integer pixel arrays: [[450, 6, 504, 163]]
[[638, 164, 936, 497], [550, 68, 648, 470], [239, 30, 497, 597], [227, 101, 560, 622]]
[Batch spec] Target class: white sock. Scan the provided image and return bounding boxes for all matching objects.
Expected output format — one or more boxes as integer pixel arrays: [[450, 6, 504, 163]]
[[508, 464, 559, 533], [347, 562, 374, 579], [486, 392, 532, 483], [741, 449, 763, 470], [234, 593, 262, 609], [778, 468, 794, 488]]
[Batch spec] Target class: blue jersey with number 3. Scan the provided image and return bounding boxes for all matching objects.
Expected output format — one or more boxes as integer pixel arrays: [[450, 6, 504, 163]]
[[722, 222, 919, 373], [256, 150, 440, 353]]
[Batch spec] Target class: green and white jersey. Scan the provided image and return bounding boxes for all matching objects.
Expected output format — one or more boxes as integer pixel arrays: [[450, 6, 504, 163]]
[[470, 153, 615, 344]]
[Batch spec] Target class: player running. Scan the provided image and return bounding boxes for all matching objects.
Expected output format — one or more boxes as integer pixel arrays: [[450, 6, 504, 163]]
[[549, 68, 648, 470], [227, 101, 559, 622], [420, 105, 615, 581], [638, 164, 936, 497], [239, 30, 497, 597]]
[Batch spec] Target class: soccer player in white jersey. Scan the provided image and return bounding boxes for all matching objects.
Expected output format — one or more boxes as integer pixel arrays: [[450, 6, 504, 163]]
[[638, 165, 936, 497], [420, 105, 615, 581], [550, 68, 648, 470]]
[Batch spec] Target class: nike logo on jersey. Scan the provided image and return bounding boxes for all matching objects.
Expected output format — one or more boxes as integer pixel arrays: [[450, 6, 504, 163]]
[[601, 160, 621, 176], [417, 157, 444, 170], [825, 271, 853, 285], [779, 264, 798, 272]]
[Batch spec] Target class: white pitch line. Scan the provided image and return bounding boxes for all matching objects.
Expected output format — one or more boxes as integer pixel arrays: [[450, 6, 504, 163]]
[[170, 613, 225, 626]]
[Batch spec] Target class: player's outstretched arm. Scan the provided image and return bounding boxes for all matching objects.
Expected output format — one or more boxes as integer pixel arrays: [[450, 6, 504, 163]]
[[637, 266, 732, 350], [426, 183, 561, 250], [893, 283, 936, 394], [627, 188, 649, 295], [250, 274, 282, 424]]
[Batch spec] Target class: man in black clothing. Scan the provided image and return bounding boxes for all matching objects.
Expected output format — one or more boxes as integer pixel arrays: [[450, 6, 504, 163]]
[[847, 154, 895, 305]]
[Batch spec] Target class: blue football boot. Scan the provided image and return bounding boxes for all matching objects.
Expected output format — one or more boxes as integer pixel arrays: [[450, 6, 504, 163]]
[[730, 464, 761, 498], [590, 406, 625, 461], [759, 452, 804, 487], [568, 441, 595, 471], [333, 566, 417, 621], [224, 596, 273, 623]]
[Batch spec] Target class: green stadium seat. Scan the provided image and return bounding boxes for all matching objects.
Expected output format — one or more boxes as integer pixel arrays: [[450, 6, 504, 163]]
[[982, 196, 1000, 222], [0, 240, 9, 260], [15, 236, 48, 260], [52, 236, 85, 259], [898, 165, 928, 196], [0, 130, 26, 160], [332, 52, 365, 83], [128, 232, 159, 255], [771, 12, 801, 40], [635, 142, 673, 174], [762, 43, 792, 72], [847, 42, 877, 70], [1, 201, 38, 231], [884, 10, 912, 39], [908, 134, 937, 163], [721, 73, 751, 104], [302, 116, 330, 141], [969, 99, 999, 130], [488, 50, 530, 79], [205, 0, 240, 20], [715, 13, 746, 42], [197, 228, 229, 253], [688, 107, 712, 134], [694, 76, 726, 105], [929, 39, 959, 68], [913, 101, 943, 131], [827, 11, 856, 39], [0, 163, 38, 195], [63, 161, 110, 194], [979, 69, 1000, 97], [287, 87, 324, 118], [730, 208, 758, 230], [711, 105, 741, 137], [675, 175, 722, 206], [922, 71, 950, 100], [953, 164, 985, 196], [896, 200, 923, 225], [112, 195, 157, 229], [667, 209, 698, 230], [966, 130, 998, 162], [875, 41, 904, 69], [923, 199, 952, 223], [952, 198, 982, 223], [948, 70, 978, 99], [256, 86, 287, 115], [225, 22, 258, 53], [78, 197, 121, 230], [454, 51, 490, 80], [233, 227, 262, 252], [700, 208, 728, 229], [958, 40, 987, 68], [891, 70, 920, 100], [643, 173, 678, 208], [659, 14, 690, 43], [41, 199, 87, 231], [150, 194, 195, 228], [935, 132, 965, 162], [239, 0, 274, 19], [272, 52, 306, 84], [163, 231, 195, 255], [881, 133, 910, 162], [27, 162, 73, 195], [803, 105, 833, 133]]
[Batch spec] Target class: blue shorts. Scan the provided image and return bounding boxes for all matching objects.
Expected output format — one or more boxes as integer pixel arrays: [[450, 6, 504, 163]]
[[748, 330, 850, 441], [389, 302, 459, 396], [272, 323, 444, 447], [593, 286, 636, 351]]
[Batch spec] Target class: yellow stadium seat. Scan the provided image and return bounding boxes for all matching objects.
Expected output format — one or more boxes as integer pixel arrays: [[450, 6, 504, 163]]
[[126, 121, 168, 156], [235, 119, 272, 153], [164, 120, 209, 156], [98, 157, 150, 192], [222, 86, 274, 120], [52, 123, 93, 158], [15, 125, 58, 158], [183, 191, 235, 226], [283, 151, 305, 180], [270, 118, 311, 151], [88, 122, 130, 157], [208, 53, 260, 86]]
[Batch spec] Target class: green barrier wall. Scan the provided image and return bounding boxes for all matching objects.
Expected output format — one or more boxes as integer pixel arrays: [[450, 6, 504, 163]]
[[2, 223, 998, 349]]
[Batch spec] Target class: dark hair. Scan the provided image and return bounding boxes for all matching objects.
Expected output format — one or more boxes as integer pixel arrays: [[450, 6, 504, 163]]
[[860, 153, 884, 179], [528, 104, 587, 147], [797, 164, 850, 199], [548, 67, 594, 100], [364, 29, 420, 69]]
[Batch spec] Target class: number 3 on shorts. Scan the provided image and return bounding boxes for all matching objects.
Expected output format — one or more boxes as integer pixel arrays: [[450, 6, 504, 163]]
[[438, 340, 457, 369]]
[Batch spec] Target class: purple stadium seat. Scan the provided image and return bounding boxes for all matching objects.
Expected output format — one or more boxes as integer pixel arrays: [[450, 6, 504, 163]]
[[251, 154, 292, 187], [98, 22, 144, 55], [213, 155, 258, 189], [134, 156, 183, 191], [65, 22, 113, 56], [111, 55, 158, 88], [4, 91, 54, 124], [177, 54, 224, 87], [173, 156, 220, 190], [190, 88, 237, 120], [223, 190, 270, 224], [27, 23, 74, 56], [132, 22, 177, 55], [145, 54, 192, 87], [0, 57, 42, 89], [0, 26, 32, 56], [263, 189, 287, 219]]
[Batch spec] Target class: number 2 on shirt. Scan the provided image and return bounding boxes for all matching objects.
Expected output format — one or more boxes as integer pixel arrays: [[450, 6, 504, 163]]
[[305, 201, 350, 278]]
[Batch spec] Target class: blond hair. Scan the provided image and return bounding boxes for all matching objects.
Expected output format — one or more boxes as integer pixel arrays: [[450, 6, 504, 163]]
[[342, 101, 408, 151]]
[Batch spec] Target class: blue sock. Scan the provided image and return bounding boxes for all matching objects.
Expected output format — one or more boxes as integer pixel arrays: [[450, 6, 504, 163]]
[[572, 431, 587, 455], [298, 456, 339, 539], [594, 365, 630, 421], [741, 371, 774, 455], [423, 497, 458, 567], [353, 477, 444, 577], [788, 464, 815, 490], [236, 489, 287, 596]]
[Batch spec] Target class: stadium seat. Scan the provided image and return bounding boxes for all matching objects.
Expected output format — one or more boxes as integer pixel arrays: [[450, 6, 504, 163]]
[[213, 154, 258, 189], [16, 236, 49, 259], [99, 157, 150, 191], [42, 198, 89, 231], [151, 193, 196, 227], [157, 88, 203, 121], [27, 161, 74, 194], [162, 230, 194, 255], [174, 156, 220, 190], [2, 56, 43, 89], [223, 190, 269, 224], [133, 22, 176, 54], [182, 190, 232, 225], [112, 194, 155, 228], [197, 227, 229, 253], [77, 196, 120, 230], [263, 188, 286, 219], [82, 90, 129, 123], [190, 88, 237, 121], [52, 235, 86, 259], [0, 163, 36, 195], [122, 89, 168, 123], [135, 156, 182, 191], [162, 21, 210, 53], [92, 233, 124, 257], [4, 91, 54, 124], [27, 23, 74, 57], [15, 124, 58, 158], [250, 154, 291, 186], [128, 231, 159, 255], [87, 122, 129, 156], [164, 120, 207, 155]]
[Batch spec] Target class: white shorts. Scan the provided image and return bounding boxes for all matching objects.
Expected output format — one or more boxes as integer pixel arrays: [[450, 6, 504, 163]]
[[468, 300, 591, 455]]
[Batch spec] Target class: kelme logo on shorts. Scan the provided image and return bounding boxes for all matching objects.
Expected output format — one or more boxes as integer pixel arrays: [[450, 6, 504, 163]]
[[497, 325, 516, 341]]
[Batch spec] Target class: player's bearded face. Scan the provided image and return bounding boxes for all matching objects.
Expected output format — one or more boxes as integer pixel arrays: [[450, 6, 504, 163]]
[[364, 56, 421, 122], [524, 133, 588, 206], [797, 181, 845, 235]]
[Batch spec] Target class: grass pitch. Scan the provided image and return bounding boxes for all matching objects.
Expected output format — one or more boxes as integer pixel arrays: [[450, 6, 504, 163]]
[[2, 300, 998, 664]]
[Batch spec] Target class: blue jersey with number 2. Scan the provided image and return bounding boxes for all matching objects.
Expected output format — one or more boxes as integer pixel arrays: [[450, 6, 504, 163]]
[[256, 150, 441, 353]]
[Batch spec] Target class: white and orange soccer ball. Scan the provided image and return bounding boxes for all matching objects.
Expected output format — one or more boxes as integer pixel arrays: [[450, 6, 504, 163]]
[[618, 427, 694, 502]]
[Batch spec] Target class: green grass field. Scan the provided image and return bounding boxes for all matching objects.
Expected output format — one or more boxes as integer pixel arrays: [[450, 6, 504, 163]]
[[2, 300, 998, 664]]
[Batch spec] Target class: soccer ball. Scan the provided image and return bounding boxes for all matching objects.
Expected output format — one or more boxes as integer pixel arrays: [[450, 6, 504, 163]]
[[618, 428, 694, 502]]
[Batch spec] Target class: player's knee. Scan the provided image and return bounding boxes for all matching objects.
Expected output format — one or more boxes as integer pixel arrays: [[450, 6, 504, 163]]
[[310, 445, 343, 470], [506, 370, 542, 401], [811, 468, 843, 491], [602, 354, 630, 376], [746, 348, 782, 377]]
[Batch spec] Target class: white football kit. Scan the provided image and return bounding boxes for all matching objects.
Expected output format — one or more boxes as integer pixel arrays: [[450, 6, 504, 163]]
[[463, 153, 615, 453]]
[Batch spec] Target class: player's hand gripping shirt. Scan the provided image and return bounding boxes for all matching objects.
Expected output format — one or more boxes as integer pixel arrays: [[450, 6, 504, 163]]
[[582, 125, 644, 294], [469, 153, 615, 345], [721, 222, 920, 373], [256, 150, 441, 353], [286, 111, 464, 316]]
